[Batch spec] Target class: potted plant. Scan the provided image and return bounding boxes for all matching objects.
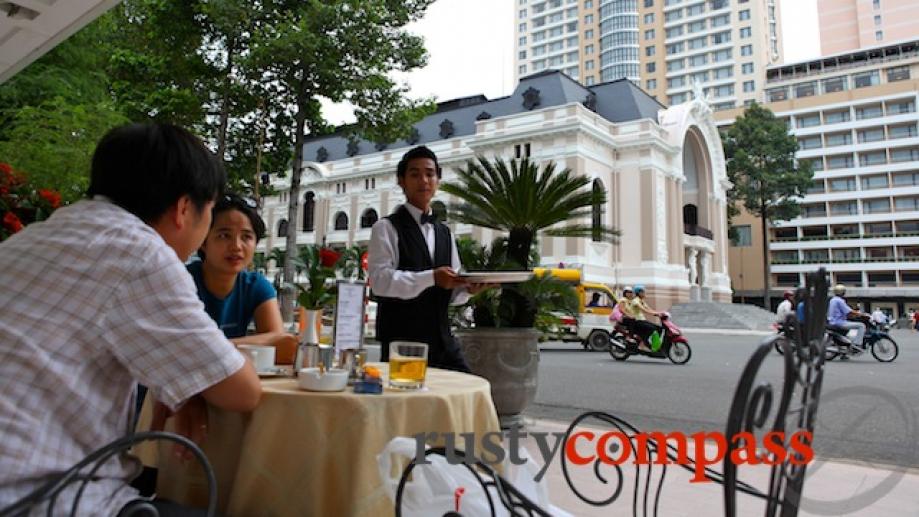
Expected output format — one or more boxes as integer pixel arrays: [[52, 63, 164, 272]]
[[292, 244, 341, 343], [441, 156, 617, 427]]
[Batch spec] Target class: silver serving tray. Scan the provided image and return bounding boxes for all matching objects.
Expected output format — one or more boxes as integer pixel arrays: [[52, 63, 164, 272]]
[[458, 271, 533, 283]]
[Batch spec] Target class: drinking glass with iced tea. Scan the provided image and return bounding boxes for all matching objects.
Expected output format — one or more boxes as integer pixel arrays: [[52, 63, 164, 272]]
[[388, 341, 428, 389]]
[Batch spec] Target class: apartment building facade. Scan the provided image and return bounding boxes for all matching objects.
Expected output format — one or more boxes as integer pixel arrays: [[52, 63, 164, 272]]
[[724, 40, 919, 316], [514, 0, 783, 112], [818, 0, 919, 56]]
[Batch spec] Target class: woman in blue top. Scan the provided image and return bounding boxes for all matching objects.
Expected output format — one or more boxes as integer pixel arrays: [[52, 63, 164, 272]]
[[188, 193, 296, 353]]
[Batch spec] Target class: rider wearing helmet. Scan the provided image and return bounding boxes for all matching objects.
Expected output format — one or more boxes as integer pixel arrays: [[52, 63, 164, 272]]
[[827, 284, 867, 349], [629, 285, 663, 351], [776, 290, 795, 324]]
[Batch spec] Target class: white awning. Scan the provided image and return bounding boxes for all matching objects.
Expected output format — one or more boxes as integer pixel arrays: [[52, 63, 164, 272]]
[[0, 0, 122, 84]]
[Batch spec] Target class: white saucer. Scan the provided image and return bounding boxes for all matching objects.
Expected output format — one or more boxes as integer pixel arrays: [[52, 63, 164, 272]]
[[257, 367, 285, 377]]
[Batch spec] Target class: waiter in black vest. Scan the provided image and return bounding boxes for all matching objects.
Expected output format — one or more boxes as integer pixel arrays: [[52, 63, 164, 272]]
[[369, 145, 481, 372]]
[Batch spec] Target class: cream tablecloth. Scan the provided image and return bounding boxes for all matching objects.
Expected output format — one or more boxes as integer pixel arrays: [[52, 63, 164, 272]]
[[135, 363, 500, 516]]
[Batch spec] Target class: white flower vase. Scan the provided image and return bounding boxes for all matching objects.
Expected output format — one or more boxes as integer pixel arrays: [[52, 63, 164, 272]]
[[300, 308, 322, 345]]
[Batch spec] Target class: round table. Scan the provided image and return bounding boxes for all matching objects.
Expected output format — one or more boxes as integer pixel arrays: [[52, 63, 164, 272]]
[[136, 363, 500, 516]]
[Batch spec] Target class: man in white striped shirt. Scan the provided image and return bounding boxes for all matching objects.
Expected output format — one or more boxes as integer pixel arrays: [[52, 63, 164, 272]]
[[0, 124, 261, 516]]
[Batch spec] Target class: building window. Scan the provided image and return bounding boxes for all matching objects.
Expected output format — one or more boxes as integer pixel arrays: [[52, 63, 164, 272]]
[[644, 0, 653, 6], [591, 179, 605, 242], [887, 100, 916, 114], [731, 225, 752, 247], [739, 9, 750, 21], [302, 192, 315, 232], [645, 29, 655, 40], [829, 177, 856, 191], [856, 104, 883, 119], [891, 148, 919, 163], [518, 50, 527, 59], [742, 62, 753, 74], [739, 27, 751, 38], [889, 124, 918, 139], [585, 59, 594, 70], [825, 132, 852, 147], [767, 87, 788, 102], [741, 44, 753, 56], [585, 76, 595, 86], [875, 30, 883, 41], [334, 212, 349, 231], [519, 64, 528, 75], [860, 150, 887, 166], [585, 44, 594, 54], [646, 79, 657, 89], [687, 3, 704, 16], [874, 14, 881, 26], [873, 0, 880, 8], [853, 70, 880, 88], [862, 175, 889, 190], [585, 14, 593, 23], [360, 208, 379, 229], [794, 82, 816, 98], [644, 13, 654, 24], [514, 142, 532, 158], [646, 62, 656, 73], [824, 109, 850, 124], [519, 36, 527, 45], [857, 127, 885, 143], [646, 45, 655, 56], [277, 219, 288, 237], [519, 8, 527, 18], [887, 66, 910, 82], [795, 113, 820, 128], [741, 80, 754, 92], [585, 29, 593, 39], [822, 76, 847, 93]]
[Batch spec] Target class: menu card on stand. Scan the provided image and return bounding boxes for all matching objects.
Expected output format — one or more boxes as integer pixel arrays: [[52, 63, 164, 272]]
[[333, 280, 366, 351]]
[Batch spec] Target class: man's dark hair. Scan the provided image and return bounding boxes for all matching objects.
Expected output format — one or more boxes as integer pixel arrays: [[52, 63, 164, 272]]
[[397, 145, 441, 178], [87, 123, 226, 223], [197, 194, 265, 261]]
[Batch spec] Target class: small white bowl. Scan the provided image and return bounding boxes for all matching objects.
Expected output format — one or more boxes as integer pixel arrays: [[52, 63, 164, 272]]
[[297, 368, 349, 392]]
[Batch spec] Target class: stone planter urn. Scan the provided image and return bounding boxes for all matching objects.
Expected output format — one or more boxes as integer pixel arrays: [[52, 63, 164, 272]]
[[455, 328, 540, 429]]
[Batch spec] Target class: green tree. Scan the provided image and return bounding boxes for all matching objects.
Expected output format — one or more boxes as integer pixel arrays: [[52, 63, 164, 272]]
[[722, 102, 813, 308], [441, 156, 617, 327], [245, 0, 436, 319], [0, 98, 128, 201]]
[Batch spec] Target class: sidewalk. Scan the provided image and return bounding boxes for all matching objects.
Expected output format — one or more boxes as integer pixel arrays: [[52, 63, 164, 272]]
[[519, 418, 919, 517]]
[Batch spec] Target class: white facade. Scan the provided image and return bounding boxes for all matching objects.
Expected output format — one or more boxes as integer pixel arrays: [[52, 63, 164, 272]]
[[259, 91, 732, 309]]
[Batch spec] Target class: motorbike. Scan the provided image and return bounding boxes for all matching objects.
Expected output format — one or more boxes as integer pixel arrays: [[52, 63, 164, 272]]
[[823, 316, 899, 362], [609, 312, 691, 364]]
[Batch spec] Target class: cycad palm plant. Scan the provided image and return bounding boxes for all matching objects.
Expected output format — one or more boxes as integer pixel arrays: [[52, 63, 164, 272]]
[[441, 156, 618, 327]]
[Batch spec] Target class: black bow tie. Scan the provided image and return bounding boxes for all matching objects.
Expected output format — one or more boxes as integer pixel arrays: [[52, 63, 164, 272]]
[[419, 213, 436, 225]]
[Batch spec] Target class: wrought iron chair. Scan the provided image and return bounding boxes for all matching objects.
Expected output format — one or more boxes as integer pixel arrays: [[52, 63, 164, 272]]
[[394, 269, 830, 517], [0, 431, 216, 517]]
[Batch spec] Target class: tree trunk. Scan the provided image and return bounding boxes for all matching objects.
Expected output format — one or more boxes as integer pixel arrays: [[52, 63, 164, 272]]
[[215, 39, 236, 162], [761, 214, 771, 310], [507, 227, 533, 270], [281, 109, 307, 322]]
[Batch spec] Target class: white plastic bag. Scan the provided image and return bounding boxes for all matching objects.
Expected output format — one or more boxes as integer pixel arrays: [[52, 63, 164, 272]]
[[377, 437, 572, 517]]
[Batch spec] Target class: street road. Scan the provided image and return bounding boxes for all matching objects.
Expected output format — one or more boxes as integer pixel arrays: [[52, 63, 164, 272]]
[[528, 329, 919, 469]]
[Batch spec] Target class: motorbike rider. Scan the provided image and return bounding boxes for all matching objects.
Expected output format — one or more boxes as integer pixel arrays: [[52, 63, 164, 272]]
[[630, 285, 664, 351], [776, 290, 795, 324], [615, 286, 651, 352], [827, 284, 867, 351]]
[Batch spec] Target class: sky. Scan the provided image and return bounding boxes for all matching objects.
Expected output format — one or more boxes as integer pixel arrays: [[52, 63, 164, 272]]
[[321, 0, 820, 125]]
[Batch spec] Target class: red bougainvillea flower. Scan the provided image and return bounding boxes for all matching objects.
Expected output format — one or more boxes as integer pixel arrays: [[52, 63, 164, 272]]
[[38, 189, 61, 209], [3, 212, 23, 233], [319, 247, 341, 268]]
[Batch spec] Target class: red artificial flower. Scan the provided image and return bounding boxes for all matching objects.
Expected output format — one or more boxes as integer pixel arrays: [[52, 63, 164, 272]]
[[3, 211, 23, 234], [38, 189, 61, 209], [319, 247, 341, 268]]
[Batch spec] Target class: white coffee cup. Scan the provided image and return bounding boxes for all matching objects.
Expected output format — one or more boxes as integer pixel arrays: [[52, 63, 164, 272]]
[[238, 344, 276, 372]]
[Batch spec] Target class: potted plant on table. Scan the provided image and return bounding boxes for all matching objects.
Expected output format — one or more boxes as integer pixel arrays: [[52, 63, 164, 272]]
[[441, 156, 617, 428], [292, 245, 341, 343]]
